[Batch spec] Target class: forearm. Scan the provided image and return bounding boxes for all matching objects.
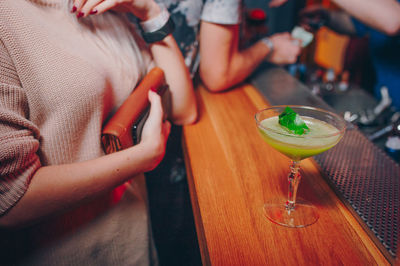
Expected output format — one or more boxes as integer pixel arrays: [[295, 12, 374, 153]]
[[226, 42, 271, 87], [131, 1, 196, 124], [332, 0, 400, 35], [0, 143, 156, 227], [199, 23, 270, 92], [201, 42, 269, 92], [149, 35, 197, 125]]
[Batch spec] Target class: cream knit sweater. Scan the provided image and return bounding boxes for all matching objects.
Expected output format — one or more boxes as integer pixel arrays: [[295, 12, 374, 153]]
[[0, 0, 156, 265]]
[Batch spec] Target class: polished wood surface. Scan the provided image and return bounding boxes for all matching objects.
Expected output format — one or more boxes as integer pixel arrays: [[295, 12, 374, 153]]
[[182, 83, 393, 265]]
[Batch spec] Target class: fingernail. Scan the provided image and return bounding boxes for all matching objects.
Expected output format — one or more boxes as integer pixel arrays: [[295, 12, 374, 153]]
[[90, 9, 98, 15], [77, 12, 84, 18], [71, 5, 77, 13], [150, 86, 158, 93]]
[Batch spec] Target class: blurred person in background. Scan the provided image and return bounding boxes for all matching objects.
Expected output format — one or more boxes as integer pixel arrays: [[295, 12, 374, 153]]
[[0, 0, 196, 265], [160, 0, 302, 93], [300, 0, 400, 109]]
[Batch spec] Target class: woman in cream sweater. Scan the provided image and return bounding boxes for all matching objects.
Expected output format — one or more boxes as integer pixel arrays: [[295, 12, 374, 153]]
[[0, 0, 196, 265]]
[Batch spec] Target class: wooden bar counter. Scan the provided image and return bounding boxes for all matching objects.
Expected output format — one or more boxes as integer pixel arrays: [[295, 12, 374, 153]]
[[182, 80, 396, 265]]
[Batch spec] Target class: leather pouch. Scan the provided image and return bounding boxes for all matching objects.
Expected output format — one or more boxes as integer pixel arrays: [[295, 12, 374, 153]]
[[101, 67, 170, 154]]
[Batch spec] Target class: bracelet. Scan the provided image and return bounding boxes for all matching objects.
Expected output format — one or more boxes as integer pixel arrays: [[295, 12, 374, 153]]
[[139, 7, 175, 43], [260, 37, 274, 53]]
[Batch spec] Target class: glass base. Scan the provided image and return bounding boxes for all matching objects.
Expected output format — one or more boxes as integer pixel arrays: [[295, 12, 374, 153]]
[[263, 198, 319, 228]]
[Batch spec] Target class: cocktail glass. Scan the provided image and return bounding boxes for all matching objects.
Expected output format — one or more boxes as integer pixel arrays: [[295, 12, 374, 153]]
[[255, 105, 346, 228]]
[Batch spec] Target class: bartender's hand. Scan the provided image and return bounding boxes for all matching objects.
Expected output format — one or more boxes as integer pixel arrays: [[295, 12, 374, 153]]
[[72, 0, 161, 21], [266, 32, 301, 65]]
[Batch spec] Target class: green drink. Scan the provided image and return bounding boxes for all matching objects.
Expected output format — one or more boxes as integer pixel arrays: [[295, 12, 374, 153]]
[[255, 105, 346, 228], [258, 116, 342, 161]]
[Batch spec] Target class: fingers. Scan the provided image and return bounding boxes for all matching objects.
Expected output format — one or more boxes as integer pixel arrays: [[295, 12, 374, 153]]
[[78, 0, 102, 16], [72, 0, 118, 18], [150, 90, 171, 144], [71, 0, 160, 20], [140, 90, 166, 142], [87, 0, 119, 16], [72, 0, 97, 17], [140, 90, 170, 149], [148, 90, 171, 141], [72, 0, 85, 12], [147, 90, 164, 125], [135, 91, 170, 169]]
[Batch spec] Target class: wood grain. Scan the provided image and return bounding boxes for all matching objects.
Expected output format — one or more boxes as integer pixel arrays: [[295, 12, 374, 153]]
[[183, 83, 393, 266]]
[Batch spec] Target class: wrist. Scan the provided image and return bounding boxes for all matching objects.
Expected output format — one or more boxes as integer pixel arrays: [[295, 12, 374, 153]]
[[139, 6, 175, 43], [136, 140, 165, 172], [260, 37, 274, 57], [139, 6, 169, 32]]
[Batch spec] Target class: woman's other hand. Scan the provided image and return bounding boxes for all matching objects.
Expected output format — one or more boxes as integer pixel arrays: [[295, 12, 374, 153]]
[[72, 0, 161, 21], [137, 90, 171, 172]]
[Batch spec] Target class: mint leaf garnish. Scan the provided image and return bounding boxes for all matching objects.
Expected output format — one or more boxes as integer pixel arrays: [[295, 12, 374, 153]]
[[278, 106, 310, 135]]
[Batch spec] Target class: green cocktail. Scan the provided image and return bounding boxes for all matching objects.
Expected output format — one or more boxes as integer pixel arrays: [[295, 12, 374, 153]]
[[258, 116, 342, 161], [255, 105, 346, 228]]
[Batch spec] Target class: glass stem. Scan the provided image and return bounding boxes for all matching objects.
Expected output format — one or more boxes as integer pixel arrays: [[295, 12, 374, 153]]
[[286, 161, 301, 212]]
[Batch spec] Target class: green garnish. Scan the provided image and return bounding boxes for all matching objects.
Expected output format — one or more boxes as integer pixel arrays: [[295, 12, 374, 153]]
[[278, 106, 310, 135]]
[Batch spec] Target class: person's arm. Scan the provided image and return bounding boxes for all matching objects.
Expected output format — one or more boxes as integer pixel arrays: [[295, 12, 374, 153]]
[[134, 3, 197, 125], [149, 35, 197, 125], [199, 22, 301, 92], [331, 0, 400, 36], [0, 90, 170, 227]]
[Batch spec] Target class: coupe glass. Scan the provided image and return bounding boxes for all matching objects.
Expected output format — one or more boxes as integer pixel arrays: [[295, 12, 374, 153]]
[[255, 105, 346, 228]]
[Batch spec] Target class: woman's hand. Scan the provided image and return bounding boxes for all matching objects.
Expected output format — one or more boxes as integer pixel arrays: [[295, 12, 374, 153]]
[[72, 0, 161, 21], [136, 90, 171, 171]]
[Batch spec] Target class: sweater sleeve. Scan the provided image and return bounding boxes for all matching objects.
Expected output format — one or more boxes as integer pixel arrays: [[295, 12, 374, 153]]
[[201, 0, 242, 25], [0, 39, 41, 216]]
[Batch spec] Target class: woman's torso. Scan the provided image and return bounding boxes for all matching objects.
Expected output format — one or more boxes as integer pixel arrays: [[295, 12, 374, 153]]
[[0, 1, 155, 265]]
